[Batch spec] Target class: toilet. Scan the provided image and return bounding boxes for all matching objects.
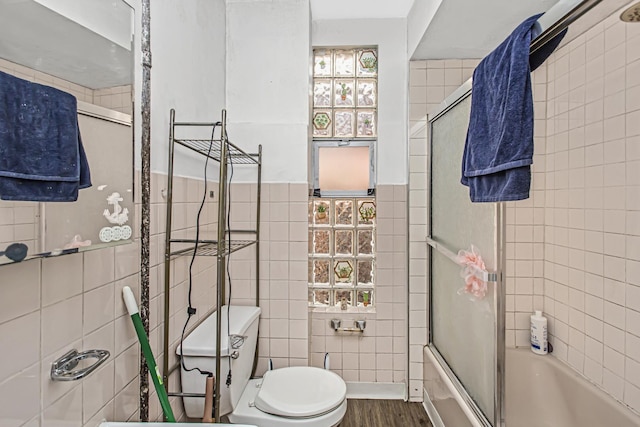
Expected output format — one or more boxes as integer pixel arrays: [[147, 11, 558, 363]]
[[177, 305, 347, 427]]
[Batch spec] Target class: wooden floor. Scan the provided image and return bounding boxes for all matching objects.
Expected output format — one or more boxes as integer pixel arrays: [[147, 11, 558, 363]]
[[340, 399, 433, 427]]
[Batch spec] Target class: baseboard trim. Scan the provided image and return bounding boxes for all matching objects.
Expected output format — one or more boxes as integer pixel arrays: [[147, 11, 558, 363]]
[[346, 382, 406, 400]]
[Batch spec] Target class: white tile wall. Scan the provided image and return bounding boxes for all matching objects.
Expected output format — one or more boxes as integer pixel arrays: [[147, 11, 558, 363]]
[[410, 2, 640, 416], [539, 6, 640, 414], [504, 64, 547, 347], [151, 173, 219, 421], [0, 244, 142, 426], [0, 172, 218, 425], [308, 185, 408, 386], [93, 85, 134, 115], [0, 58, 133, 116], [0, 57, 94, 103], [227, 183, 309, 374], [408, 59, 481, 401]]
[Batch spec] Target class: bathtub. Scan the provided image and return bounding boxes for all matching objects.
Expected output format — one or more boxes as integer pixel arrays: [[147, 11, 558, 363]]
[[506, 348, 640, 427]]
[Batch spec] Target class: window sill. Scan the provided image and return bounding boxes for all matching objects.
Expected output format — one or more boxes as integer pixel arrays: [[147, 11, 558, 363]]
[[309, 305, 376, 315]]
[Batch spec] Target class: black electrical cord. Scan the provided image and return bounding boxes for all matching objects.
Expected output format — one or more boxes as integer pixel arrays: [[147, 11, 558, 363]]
[[179, 122, 221, 378], [225, 130, 235, 388]]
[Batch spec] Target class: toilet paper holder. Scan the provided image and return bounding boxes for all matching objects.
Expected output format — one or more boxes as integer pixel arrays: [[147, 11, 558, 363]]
[[330, 319, 366, 333]]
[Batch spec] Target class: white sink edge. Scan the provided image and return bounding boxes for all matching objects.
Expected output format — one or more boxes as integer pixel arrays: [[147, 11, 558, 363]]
[[99, 423, 257, 427]]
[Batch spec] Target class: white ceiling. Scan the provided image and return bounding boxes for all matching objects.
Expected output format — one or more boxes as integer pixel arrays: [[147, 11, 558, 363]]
[[310, 0, 416, 20], [411, 0, 560, 59], [310, 0, 570, 59], [0, 0, 132, 89]]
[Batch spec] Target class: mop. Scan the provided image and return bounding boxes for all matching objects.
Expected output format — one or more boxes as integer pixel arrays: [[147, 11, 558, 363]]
[[122, 286, 176, 422]]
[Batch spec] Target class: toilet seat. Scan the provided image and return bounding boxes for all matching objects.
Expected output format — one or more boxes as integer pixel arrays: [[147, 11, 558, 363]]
[[254, 367, 347, 418], [229, 377, 347, 427]]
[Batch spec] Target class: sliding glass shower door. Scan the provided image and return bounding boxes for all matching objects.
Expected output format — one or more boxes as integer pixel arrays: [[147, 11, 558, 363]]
[[428, 88, 505, 426]]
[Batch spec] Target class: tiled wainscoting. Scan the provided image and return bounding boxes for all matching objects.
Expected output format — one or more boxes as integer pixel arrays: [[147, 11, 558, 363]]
[[0, 172, 219, 425], [0, 234, 141, 426], [309, 185, 408, 390], [227, 183, 310, 374]]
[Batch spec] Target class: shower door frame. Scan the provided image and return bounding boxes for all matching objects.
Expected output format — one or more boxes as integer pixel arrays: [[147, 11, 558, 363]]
[[426, 79, 507, 427]]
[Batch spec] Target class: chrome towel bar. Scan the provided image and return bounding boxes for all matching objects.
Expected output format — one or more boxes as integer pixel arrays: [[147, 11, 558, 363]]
[[426, 236, 498, 283]]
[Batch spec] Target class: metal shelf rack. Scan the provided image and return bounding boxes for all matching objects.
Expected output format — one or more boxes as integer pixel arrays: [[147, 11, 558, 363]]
[[162, 109, 262, 423]]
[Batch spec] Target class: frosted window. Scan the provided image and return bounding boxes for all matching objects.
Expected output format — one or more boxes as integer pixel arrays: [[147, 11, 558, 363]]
[[314, 50, 332, 77], [308, 198, 376, 307], [334, 50, 355, 76], [318, 147, 369, 192], [357, 80, 376, 107], [356, 111, 376, 137], [357, 49, 377, 77], [314, 80, 332, 107], [357, 259, 374, 285], [311, 289, 330, 306], [310, 47, 378, 308], [335, 230, 353, 255], [312, 110, 332, 137], [335, 80, 355, 107], [312, 47, 377, 139], [311, 259, 330, 284], [334, 111, 354, 137], [313, 230, 330, 255], [357, 229, 374, 254]]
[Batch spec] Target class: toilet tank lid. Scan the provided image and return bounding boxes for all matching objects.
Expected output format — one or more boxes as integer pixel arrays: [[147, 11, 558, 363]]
[[176, 305, 261, 357]]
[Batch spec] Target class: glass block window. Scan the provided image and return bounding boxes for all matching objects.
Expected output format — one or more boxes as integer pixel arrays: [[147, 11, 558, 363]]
[[313, 48, 378, 138], [308, 198, 376, 308]]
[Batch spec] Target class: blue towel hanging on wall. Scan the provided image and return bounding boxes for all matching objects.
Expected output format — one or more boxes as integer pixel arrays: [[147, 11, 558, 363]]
[[0, 70, 91, 202], [461, 14, 566, 202]]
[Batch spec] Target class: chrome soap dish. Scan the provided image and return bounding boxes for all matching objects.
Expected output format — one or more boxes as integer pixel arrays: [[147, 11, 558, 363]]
[[50, 348, 110, 381]]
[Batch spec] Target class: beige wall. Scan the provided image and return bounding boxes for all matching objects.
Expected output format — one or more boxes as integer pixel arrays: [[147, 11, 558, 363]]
[[150, 172, 219, 422], [309, 185, 408, 386], [227, 183, 310, 374]]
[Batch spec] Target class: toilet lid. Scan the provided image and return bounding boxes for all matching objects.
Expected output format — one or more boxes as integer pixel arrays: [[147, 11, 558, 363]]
[[254, 367, 346, 418]]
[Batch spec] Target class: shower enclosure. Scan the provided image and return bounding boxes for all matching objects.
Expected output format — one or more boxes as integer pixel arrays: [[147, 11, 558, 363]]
[[423, 2, 603, 426], [426, 81, 505, 427]]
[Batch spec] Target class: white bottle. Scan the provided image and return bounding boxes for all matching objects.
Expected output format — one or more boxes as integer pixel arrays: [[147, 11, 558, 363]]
[[530, 310, 548, 355]]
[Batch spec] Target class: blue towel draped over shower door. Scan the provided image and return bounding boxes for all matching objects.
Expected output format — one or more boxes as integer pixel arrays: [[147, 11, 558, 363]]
[[0, 70, 91, 201], [461, 14, 566, 202]]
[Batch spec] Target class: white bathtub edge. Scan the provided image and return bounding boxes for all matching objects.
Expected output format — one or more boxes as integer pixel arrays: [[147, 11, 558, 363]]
[[506, 347, 640, 426], [424, 346, 485, 427], [423, 387, 446, 427]]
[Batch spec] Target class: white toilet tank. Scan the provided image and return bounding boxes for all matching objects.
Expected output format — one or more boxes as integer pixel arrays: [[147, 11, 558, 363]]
[[177, 305, 261, 418]]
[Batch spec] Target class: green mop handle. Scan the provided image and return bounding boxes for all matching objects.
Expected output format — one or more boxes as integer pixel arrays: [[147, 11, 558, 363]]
[[123, 286, 176, 422]]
